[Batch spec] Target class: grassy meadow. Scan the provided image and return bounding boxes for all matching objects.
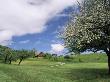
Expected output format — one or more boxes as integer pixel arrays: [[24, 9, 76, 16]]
[[0, 54, 110, 82]]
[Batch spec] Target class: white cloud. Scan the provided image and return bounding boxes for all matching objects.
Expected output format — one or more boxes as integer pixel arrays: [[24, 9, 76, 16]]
[[0, 40, 15, 46], [19, 40, 30, 44], [51, 44, 64, 53], [0, 0, 78, 45]]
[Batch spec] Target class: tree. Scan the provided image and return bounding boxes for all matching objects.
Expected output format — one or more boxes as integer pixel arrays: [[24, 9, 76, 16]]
[[8, 50, 18, 64], [44, 53, 52, 59], [0, 45, 34, 65], [0, 48, 17, 64], [32, 48, 36, 58], [17, 49, 32, 65], [62, 0, 110, 74], [3, 48, 12, 63], [0, 45, 10, 63]]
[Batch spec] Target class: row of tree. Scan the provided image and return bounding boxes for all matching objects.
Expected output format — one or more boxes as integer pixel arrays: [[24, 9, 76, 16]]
[[0, 45, 35, 65], [0, 45, 61, 65]]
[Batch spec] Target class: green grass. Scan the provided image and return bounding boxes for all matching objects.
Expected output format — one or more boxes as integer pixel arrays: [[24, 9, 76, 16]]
[[0, 54, 110, 82], [70, 53, 107, 63], [51, 53, 107, 63]]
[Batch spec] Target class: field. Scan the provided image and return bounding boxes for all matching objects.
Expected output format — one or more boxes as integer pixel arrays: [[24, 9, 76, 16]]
[[0, 54, 110, 82]]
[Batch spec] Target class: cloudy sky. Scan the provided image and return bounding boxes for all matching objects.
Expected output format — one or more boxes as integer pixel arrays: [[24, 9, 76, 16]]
[[0, 0, 79, 54]]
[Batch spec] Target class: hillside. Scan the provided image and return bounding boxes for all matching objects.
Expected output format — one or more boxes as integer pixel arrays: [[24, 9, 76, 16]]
[[70, 53, 107, 63], [0, 58, 109, 82]]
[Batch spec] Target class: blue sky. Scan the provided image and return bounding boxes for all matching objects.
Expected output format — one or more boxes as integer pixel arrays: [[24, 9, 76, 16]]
[[0, 0, 79, 54], [9, 7, 72, 54]]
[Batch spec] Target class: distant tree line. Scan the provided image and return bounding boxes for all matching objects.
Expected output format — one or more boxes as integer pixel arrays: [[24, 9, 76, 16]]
[[0, 45, 79, 65]]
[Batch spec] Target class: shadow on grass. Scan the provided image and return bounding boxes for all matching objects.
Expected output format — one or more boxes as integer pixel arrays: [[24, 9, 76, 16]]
[[67, 68, 110, 81]]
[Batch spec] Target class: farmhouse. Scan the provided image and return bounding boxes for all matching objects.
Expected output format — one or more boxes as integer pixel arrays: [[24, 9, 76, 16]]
[[35, 52, 45, 58]]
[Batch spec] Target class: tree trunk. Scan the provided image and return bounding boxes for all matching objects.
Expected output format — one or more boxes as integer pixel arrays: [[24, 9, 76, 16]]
[[9, 56, 12, 64], [9, 60, 12, 64], [105, 49, 110, 74], [4, 55, 8, 63], [108, 55, 110, 74], [18, 59, 23, 65]]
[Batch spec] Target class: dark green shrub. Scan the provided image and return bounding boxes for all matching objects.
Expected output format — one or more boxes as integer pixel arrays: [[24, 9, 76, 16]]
[[64, 55, 71, 59]]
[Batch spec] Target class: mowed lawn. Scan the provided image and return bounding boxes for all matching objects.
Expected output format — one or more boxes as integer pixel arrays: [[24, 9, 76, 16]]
[[0, 59, 110, 82]]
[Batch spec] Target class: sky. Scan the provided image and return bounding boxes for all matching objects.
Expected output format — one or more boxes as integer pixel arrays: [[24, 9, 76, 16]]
[[0, 0, 80, 54]]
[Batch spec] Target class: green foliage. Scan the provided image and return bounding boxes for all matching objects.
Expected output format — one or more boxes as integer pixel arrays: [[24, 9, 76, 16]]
[[64, 55, 71, 59], [0, 47, 13, 64], [0, 45, 10, 60], [31, 48, 36, 58], [17, 49, 34, 65], [44, 53, 52, 59], [0, 45, 35, 65]]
